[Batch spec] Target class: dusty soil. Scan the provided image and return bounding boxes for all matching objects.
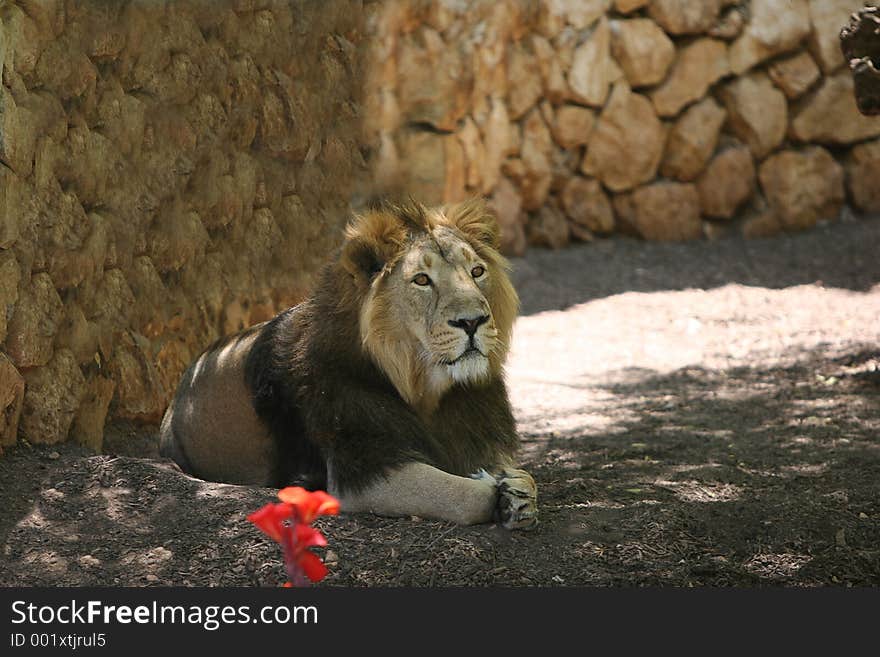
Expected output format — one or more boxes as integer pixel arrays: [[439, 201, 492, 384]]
[[2, 219, 879, 587]]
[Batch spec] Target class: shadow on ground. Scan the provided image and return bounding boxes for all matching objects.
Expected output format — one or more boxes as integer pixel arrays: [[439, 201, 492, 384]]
[[522, 347, 880, 586], [1, 346, 877, 587]]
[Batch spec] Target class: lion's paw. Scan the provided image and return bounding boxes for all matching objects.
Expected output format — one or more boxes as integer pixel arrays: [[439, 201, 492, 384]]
[[495, 469, 538, 531]]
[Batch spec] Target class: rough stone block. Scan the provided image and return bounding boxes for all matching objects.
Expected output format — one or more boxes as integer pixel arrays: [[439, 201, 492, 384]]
[[5, 273, 65, 369], [758, 147, 845, 231], [0, 353, 25, 448], [613, 182, 703, 241], [21, 349, 85, 444], [583, 82, 666, 192]]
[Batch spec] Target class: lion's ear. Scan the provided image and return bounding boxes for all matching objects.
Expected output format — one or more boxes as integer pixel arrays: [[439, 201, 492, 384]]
[[340, 210, 406, 282], [341, 238, 384, 282], [442, 199, 501, 250]]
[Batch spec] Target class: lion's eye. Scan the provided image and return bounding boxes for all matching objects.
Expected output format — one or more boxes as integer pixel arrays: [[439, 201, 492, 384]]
[[471, 265, 486, 279], [413, 273, 432, 286]]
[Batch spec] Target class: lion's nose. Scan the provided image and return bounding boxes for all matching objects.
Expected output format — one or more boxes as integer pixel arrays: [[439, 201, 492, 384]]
[[448, 315, 489, 337]]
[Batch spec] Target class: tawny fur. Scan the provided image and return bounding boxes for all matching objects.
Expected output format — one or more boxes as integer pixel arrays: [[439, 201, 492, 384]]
[[159, 199, 537, 528]]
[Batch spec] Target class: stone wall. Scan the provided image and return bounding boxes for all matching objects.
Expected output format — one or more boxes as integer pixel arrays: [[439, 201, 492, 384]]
[[0, 0, 368, 450], [364, 0, 880, 254]]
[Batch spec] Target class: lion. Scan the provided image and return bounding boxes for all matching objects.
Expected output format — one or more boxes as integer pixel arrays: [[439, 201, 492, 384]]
[[159, 199, 537, 529]]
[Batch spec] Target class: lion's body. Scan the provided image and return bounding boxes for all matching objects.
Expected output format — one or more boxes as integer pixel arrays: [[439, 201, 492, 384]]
[[159, 200, 538, 528]]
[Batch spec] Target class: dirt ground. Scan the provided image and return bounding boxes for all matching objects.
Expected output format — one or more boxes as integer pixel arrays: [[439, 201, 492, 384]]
[[2, 219, 879, 587]]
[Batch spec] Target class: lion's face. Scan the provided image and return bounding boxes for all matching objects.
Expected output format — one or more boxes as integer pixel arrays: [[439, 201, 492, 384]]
[[384, 226, 497, 384], [342, 200, 519, 411]]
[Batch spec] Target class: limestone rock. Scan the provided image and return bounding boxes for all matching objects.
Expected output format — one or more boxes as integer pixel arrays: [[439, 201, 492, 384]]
[[702, 220, 736, 241], [568, 17, 618, 107], [398, 129, 466, 205], [0, 252, 21, 344], [696, 146, 756, 219], [613, 182, 702, 241], [411, 130, 455, 205], [46, 201, 107, 291], [549, 147, 582, 194], [3, 6, 44, 82], [21, 349, 85, 444], [807, 0, 865, 74], [0, 354, 25, 448], [488, 177, 526, 256], [85, 270, 137, 353], [648, 0, 723, 35], [0, 168, 26, 250], [650, 39, 730, 118], [5, 273, 65, 369], [127, 256, 169, 334], [0, 88, 37, 177], [526, 204, 570, 249], [468, 7, 511, 103], [741, 209, 784, 239], [36, 38, 98, 101], [54, 301, 101, 366], [561, 177, 615, 234], [397, 27, 470, 131], [480, 98, 513, 194], [149, 207, 209, 273], [108, 338, 166, 423], [789, 73, 880, 144], [71, 376, 116, 451], [539, 0, 610, 36], [729, 0, 811, 74], [372, 132, 401, 191], [507, 41, 544, 120], [719, 72, 788, 159], [154, 337, 195, 407], [758, 147, 845, 231], [568, 222, 595, 243], [442, 136, 467, 203], [610, 18, 676, 88], [767, 51, 821, 99], [583, 82, 666, 192], [243, 208, 285, 277], [552, 105, 595, 149], [846, 139, 880, 213], [709, 8, 746, 40], [661, 98, 727, 182], [531, 35, 569, 104], [457, 117, 486, 191], [507, 109, 553, 211], [553, 0, 608, 29], [614, 0, 649, 13]]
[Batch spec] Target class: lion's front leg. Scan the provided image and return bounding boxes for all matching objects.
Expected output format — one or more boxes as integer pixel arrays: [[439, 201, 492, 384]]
[[476, 467, 538, 530], [333, 462, 498, 526]]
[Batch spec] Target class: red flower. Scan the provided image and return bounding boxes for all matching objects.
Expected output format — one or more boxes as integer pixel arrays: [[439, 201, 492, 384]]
[[247, 503, 293, 543], [286, 524, 329, 584], [277, 487, 340, 523], [247, 488, 339, 586]]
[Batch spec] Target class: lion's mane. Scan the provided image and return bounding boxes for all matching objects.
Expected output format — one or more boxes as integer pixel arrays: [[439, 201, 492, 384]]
[[244, 199, 521, 493]]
